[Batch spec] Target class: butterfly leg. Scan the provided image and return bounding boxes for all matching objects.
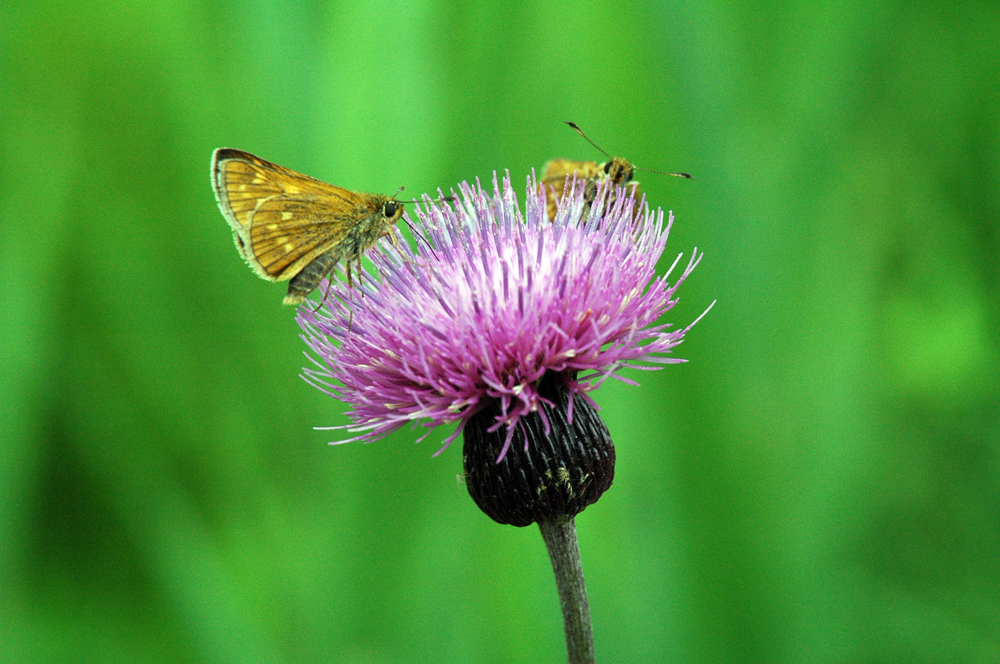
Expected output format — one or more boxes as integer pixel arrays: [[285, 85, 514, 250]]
[[311, 269, 335, 313], [582, 179, 600, 219], [353, 259, 367, 302], [382, 229, 418, 266], [344, 261, 362, 332]]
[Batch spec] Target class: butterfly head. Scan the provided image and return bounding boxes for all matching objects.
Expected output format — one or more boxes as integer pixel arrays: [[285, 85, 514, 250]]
[[603, 157, 635, 187], [381, 198, 404, 223]]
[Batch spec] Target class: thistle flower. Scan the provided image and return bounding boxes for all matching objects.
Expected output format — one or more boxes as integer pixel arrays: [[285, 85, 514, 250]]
[[298, 172, 711, 518], [298, 172, 711, 663]]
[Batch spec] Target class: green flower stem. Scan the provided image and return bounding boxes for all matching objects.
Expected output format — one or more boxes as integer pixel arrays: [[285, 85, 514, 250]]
[[538, 518, 595, 664]]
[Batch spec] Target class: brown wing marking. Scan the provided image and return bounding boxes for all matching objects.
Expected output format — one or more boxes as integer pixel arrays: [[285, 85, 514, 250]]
[[542, 159, 602, 181]]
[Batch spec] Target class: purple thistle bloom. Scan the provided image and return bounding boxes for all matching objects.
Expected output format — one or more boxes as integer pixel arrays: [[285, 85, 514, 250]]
[[298, 172, 712, 462]]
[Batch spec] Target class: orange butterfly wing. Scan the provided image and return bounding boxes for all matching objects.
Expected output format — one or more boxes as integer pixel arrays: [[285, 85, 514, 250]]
[[212, 149, 372, 281], [541, 160, 602, 220]]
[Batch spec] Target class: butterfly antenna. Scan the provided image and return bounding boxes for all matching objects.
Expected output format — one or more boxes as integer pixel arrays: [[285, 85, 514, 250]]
[[565, 121, 611, 159], [633, 166, 694, 179], [396, 189, 455, 205], [402, 195, 454, 203], [345, 262, 356, 333], [567, 121, 694, 179]]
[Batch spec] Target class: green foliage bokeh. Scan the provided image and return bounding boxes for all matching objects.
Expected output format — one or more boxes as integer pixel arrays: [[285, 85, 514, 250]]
[[2, 0, 998, 662]]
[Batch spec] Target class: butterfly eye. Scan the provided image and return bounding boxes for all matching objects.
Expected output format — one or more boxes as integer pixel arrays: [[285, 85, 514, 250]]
[[603, 162, 612, 174], [383, 202, 399, 217]]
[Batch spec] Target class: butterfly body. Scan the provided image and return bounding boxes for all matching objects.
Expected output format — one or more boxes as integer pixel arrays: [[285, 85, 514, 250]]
[[211, 148, 404, 304], [541, 156, 639, 221], [541, 122, 691, 221]]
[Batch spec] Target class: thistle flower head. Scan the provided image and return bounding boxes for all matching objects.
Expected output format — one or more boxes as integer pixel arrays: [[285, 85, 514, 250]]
[[298, 172, 711, 461]]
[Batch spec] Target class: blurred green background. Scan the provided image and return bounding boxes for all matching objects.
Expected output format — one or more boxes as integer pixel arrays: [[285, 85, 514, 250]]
[[2, 0, 998, 662]]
